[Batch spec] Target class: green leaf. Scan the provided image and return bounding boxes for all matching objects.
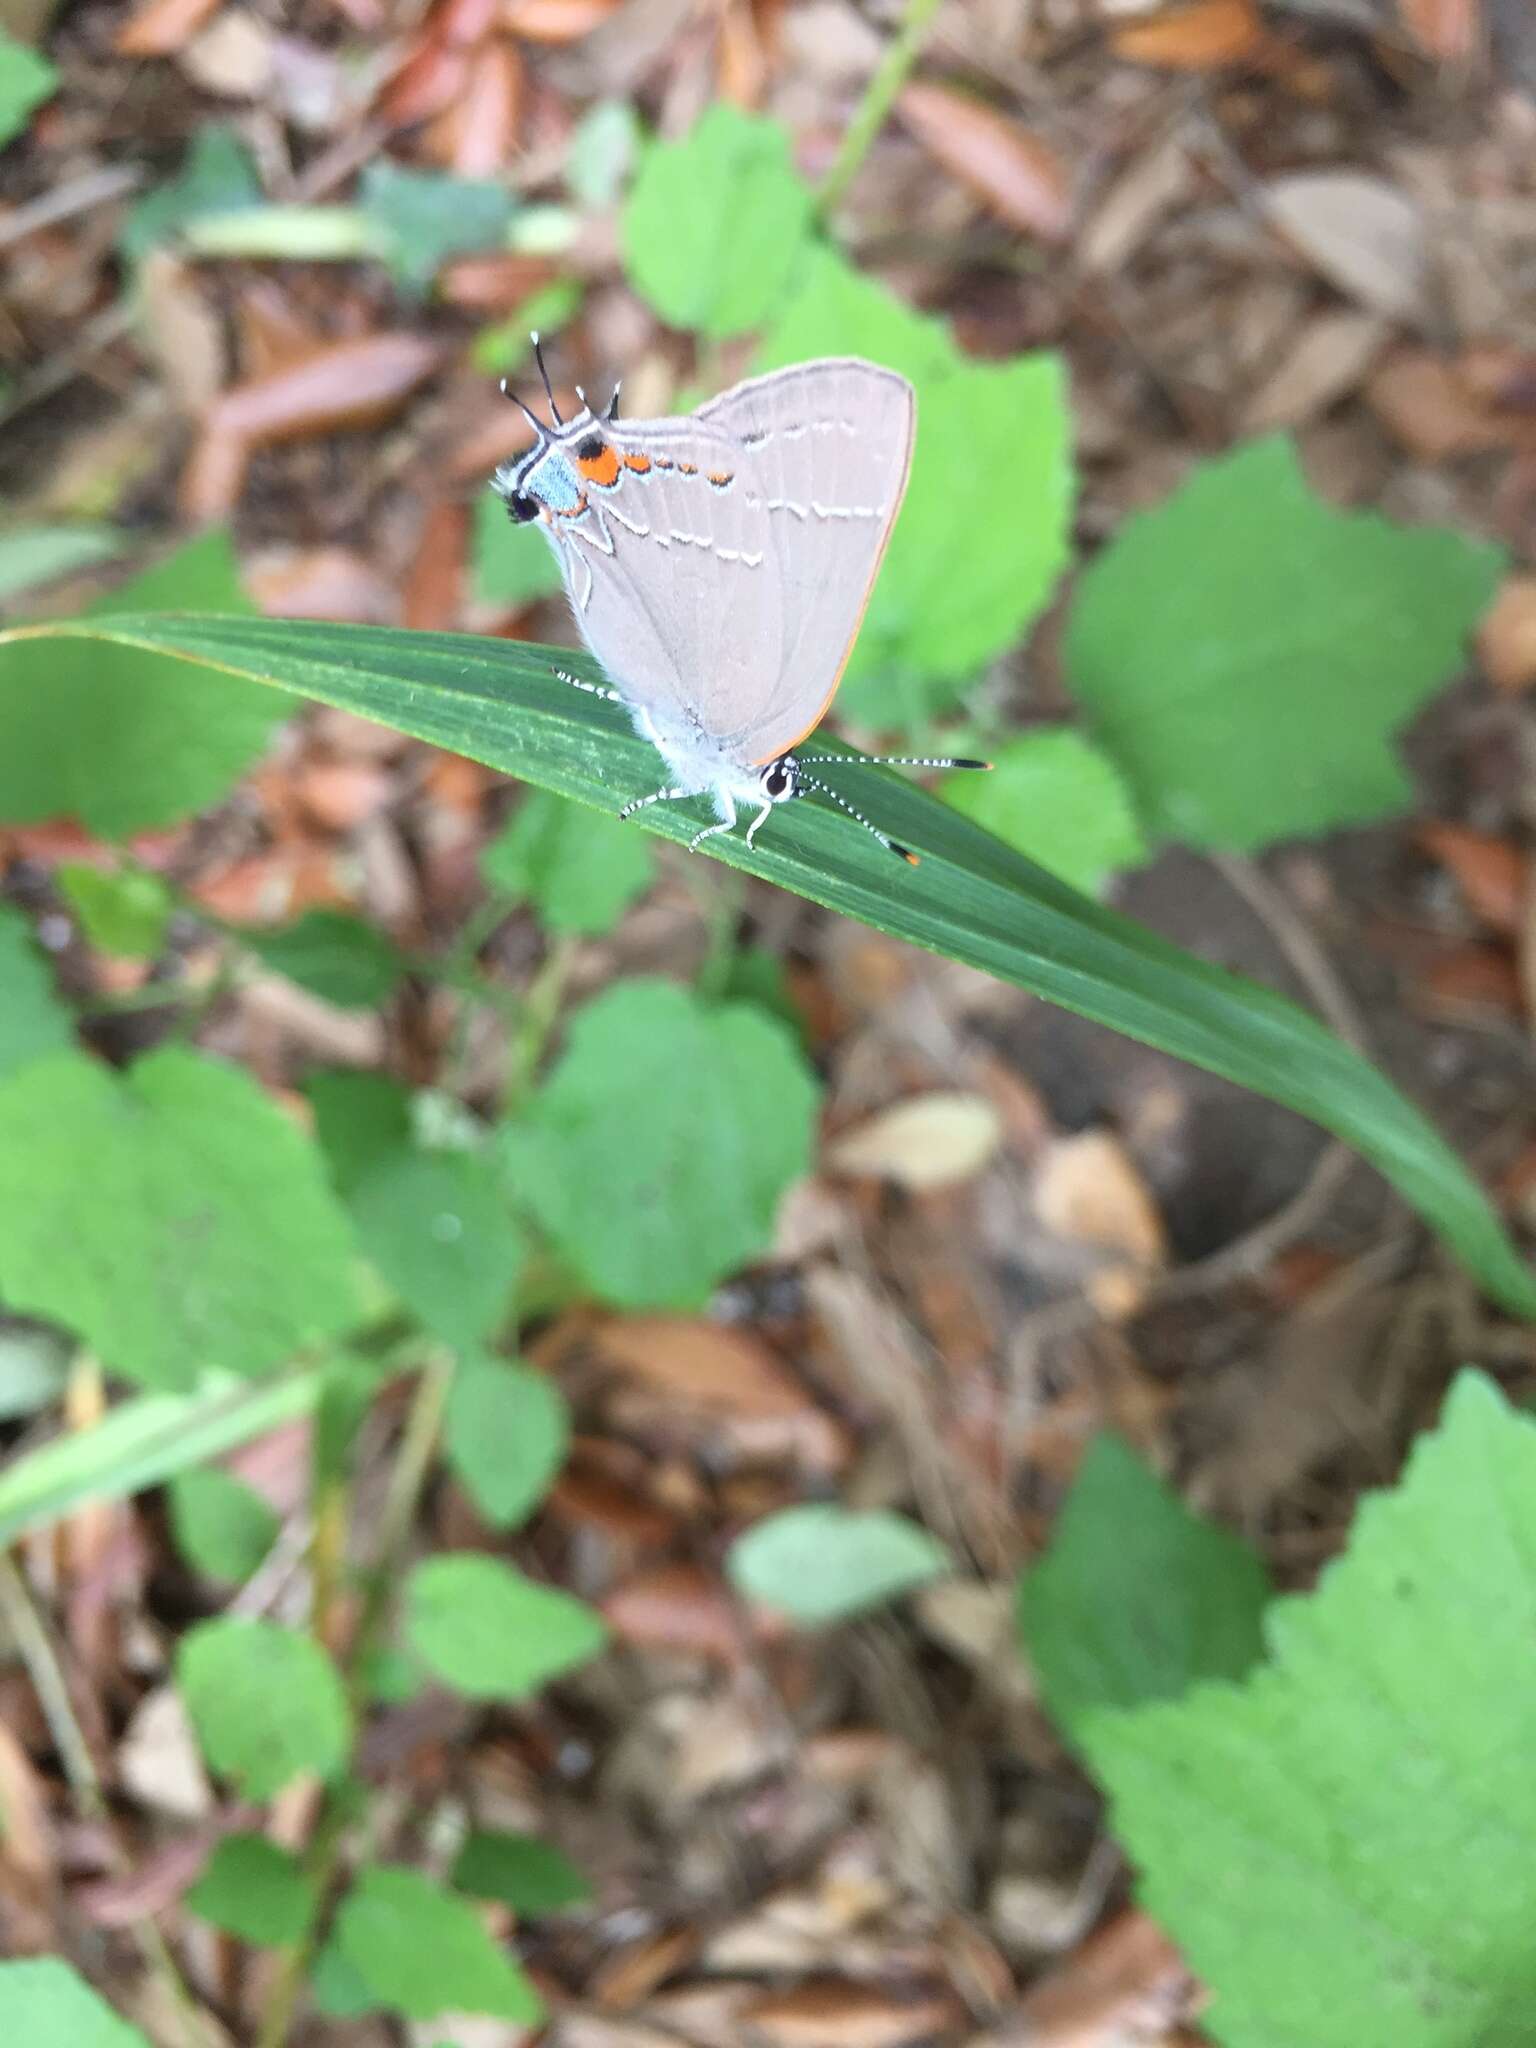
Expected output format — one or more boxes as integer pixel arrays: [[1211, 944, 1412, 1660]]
[[57, 863, 171, 959], [0, 1047, 357, 1389], [0, 1371, 319, 1547], [0, 31, 57, 149], [178, 1617, 349, 1800], [451, 1829, 590, 1914], [7, 614, 1530, 1320], [445, 1354, 568, 1528], [187, 1833, 317, 1946], [757, 247, 1073, 723], [0, 1960, 146, 2046], [0, 530, 280, 836], [181, 205, 384, 263], [1017, 1432, 1271, 1741], [942, 730, 1145, 894], [481, 786, 653, 937], [0, 523, 123, 605], [0, 1323, 68, 1422], [333, 1865, 543, 2024], [470, 280, 585, 376], [1064, 437, 1506, 852], [245, 908, 405, 1010], [310, 1071, 522, 1349], [357, 163, 514, 293], [568, 98, 640, 210], [0, 905, 70, 1081], [728, 1505, 950, 1625], [471, 490, 566, 610], [505, 978, 818, 1307], [406, 1552, 606, 1699], [119, 127, 262, 268], [1083, 1372, 1536, 2047], [168, 1466, 280, 1583], [621, 106, 814, 339]]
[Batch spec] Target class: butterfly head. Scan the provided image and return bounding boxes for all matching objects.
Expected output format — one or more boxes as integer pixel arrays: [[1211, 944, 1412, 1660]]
[[493, 334, 622, 525]]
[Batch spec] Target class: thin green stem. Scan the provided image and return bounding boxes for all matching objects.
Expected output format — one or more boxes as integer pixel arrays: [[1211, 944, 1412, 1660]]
[[254, 1350, 456, 2048], [0, 1553, 211, 2045], [815, 0, 946, 219], [503, 933, 577, 1113]]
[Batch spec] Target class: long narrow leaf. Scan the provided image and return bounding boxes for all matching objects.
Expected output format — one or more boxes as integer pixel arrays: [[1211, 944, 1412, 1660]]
[[5, 612, 1531, 1317]]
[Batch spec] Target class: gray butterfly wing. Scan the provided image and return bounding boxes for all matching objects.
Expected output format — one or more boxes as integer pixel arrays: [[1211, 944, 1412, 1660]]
[[552, 359, 914, 768]]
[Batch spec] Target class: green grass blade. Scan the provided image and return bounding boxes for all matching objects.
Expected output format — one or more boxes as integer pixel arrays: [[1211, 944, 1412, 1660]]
[[5, 611, 1531, 1318], [0, 1368, 319, 1546]]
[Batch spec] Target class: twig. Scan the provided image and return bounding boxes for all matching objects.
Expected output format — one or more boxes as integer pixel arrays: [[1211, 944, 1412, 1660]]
[[0, 164, 143, 253], [815, 0, 946, 220], [0, 301, 140, 429]]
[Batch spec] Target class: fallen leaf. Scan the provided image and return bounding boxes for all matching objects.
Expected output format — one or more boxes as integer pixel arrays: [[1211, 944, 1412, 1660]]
[[425, 36, 523, 174], [1017, 1908, 1198, 2042], [136, 249, 226, 412], [1398, 0, 1478, 61], [117, 1685, 215, 1821], [1032, 1129, 1168, 1268], [896, 83, 1072, 242], [501, 0, 618, 38], [293, 759, 394, 832], [1079, 138, 1191, 274], [1417, 940, 1525, 1019], [180, 9, 274, 95], [1478, 576, 1536, 694], [826, 1091, 1003, 1191], [1110, 0, 1264, 69], [403, 501, 470, 630], [245, 546, 399, 624], [592, 1925, 702, 2009], [601, 1561, 749, 1661], [379, 37, 471, 124], [205, 332, 442, 445], [1416, 822, 1528, 935], [1365, 348, 1512, 459], [595, 1317, 811, 1420], [1264, 171, 1429, 322], [116, 0, 222, 55], [741, 1980, 959, 2048], [1241, 310, 1388, 431]]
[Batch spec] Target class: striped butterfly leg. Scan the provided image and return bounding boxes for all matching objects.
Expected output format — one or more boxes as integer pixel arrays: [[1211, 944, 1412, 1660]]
[[551, 665, 622, 705]]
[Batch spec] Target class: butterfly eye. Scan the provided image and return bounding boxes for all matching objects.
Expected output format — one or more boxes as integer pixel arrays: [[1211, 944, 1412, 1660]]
[[505, 492, 539, 524], [762, 761, 794, 800], [576, 433, 606, 461]]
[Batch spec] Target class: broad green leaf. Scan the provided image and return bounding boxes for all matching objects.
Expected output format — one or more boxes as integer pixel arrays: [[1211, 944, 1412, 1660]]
[[182, 205, 383, 263], [1084, 1373, 1536, 2047], [0, 905, 70, 1080], [406, 1552, 606, 1699], [451, 1829, 590, 1914], [0, 1961, 145, 2046], [57, 863, 171, 958], [728, 1505, 950, 1625], [168, 1466, 280, 1583], [1064, 437, 1505, 851], [504, 978, 818, 1307], [5, 614, 1529, 1319], [0, 523, 123, 605], [119, 127, 261, 268], [1017, 1432, 1271, 1741], [0, 1047, 357, 1389], [310, 1071, 522, 1349], [445, 1354, 568, 1528], [481, 786, 653, 937], [187, 1833, 317, 1946], [472, 488, 566, 609], [332, 1865, 543, 2024], [178, 1617, 349, 1799], [757, 247, 1073, 722], [0, 1371, 319, 1546], [245, 908, 405, 1010], [0, 531, 280, 836], [621, 105, 814, 338], [0, 31, 57, 148], [942, 730, 1145, 894], [358, 162, 514, 293], [568, 99, 640, 210]]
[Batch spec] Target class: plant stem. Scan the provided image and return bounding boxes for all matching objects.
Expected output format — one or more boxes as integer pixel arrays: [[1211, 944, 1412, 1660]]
[[254, 1349, 455, 2048], [503, 933, 577, 1113], [815, 0, 946, 220], [0, 1553, 211, 2045]]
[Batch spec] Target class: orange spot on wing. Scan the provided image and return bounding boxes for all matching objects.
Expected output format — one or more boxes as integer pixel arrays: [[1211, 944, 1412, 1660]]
[[577, 443, 622, 489], [623, 452, 652, 475], [707, 469, 734, 487], [653, 455, 675, 470], [550, 493, 590, 519], [677, 461, 698, 475]]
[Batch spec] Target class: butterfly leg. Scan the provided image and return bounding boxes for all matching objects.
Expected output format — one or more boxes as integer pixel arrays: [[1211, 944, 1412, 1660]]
[[743, 797, 776, 850], [552, 665, 622, 704], [619, 785, 692, 821], [688, 795, 739, 852]]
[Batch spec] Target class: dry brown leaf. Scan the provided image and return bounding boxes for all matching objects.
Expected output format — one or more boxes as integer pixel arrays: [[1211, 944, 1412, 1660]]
[[1241, 311, 1387, 431], [1110, 0, 1264, 69], [424, 37, 523, 174], [403, 501, 470, 631], [600, 1561, 749, 1661], [1264, 172, 1429, 322], [116, 0, 222, 56], [741, 1980, 959, 2048], [595, 1317, 811, 1420], [180, 8, 273, 95], [294, 759, 394, 832], [826, 1091, 1003, 1191], [1079, 138, 1191, 274], [896, 83, 1072, 242], [590, 1924, 701, 2009], [1479, 577, 1536, 694], [1365, 349, 1511, 459], [0, 1721, 52, 1888], [206, 332, 442, 445], [1416, 821, 1528, 935], [501, 0, 618, 39], [135, 249, 225, 412], [117, 1685, 214, 1821], [1398, 0, 1478, 60], [1017, 1908, 1198, 2043], [245, 546, 399, 625], [1418, 941, 1524, 1019], [1032, 1130, 1168, 1269], [380, 37, 471, 124]]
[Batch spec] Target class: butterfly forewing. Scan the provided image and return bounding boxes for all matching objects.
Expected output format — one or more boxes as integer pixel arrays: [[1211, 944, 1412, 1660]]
[[549, 360, 914, 768]]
